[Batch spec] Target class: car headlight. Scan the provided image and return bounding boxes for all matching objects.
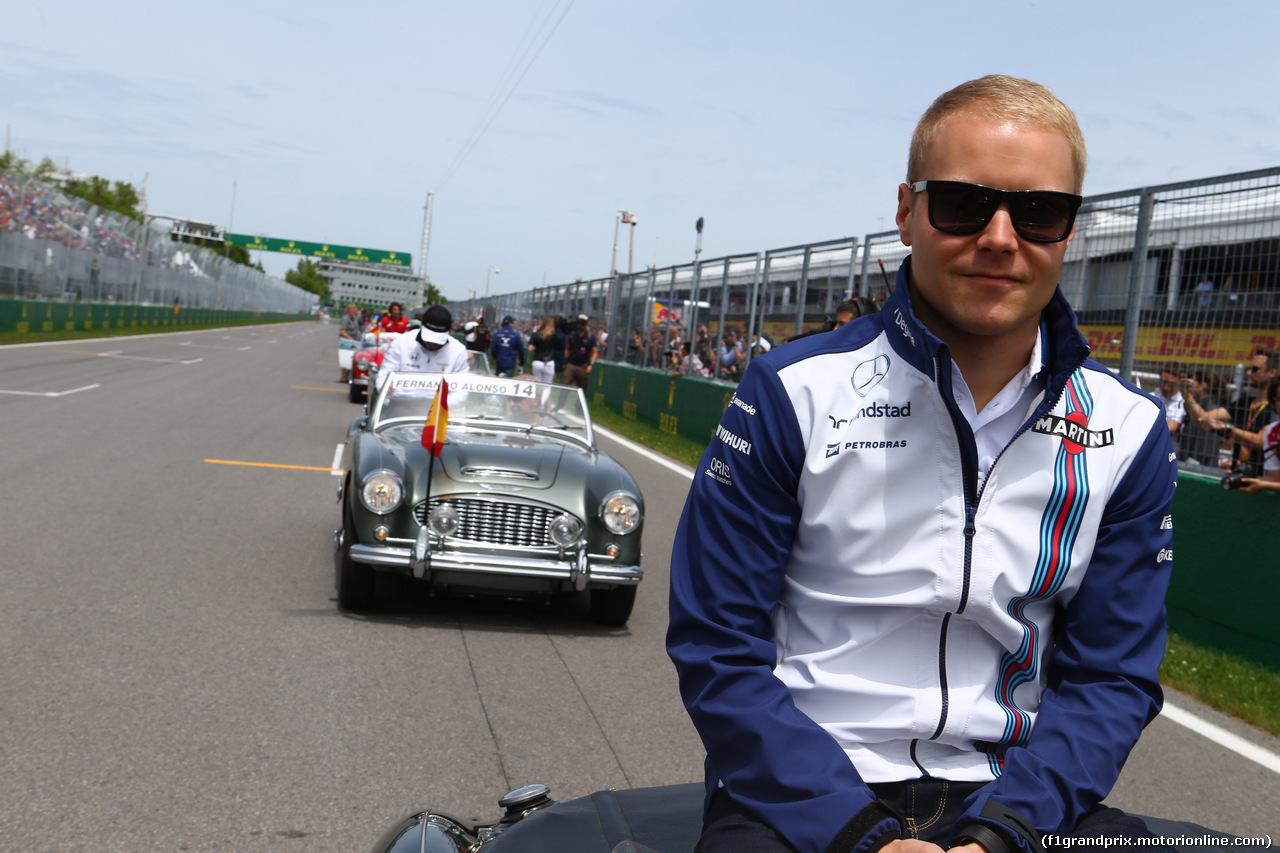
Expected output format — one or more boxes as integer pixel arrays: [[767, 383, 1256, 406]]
[[600, 492, 641, 535], [360, 469, 403, 514], [356, 357, 372, 371], [427, 503, 460, 537], [548, 513, 583, 547]]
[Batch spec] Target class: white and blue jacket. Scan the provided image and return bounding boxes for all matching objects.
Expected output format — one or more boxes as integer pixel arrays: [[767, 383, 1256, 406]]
[[668, 260, 1175, 853]]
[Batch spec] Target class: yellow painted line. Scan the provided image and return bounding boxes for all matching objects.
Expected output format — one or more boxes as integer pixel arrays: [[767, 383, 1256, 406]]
[[291, 385, 350, 393], [205, 458, 343, 473]]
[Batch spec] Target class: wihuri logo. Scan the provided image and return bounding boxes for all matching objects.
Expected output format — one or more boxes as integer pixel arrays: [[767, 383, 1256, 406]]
[[716, 424, 752, 455]]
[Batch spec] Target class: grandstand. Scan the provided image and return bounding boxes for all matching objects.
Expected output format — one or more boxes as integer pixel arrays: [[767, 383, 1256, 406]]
[[0, 167, 317, 314]]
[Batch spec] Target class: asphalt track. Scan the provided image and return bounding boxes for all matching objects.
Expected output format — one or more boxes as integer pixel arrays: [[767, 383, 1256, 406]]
[[0, 321, 1275, 851]]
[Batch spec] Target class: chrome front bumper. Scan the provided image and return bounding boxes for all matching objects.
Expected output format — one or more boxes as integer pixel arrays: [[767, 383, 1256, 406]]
[[346, 538, 642, 590]]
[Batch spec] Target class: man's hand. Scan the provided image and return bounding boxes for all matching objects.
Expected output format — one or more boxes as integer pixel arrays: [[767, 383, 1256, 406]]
[[881, 840, 947, 853]]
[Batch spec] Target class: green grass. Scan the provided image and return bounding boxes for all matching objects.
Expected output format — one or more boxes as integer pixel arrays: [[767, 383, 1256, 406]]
[[589, 400, 1280, 737], [1160, 633, 1280, 736], [589, 402, 708, 468], [0, 316, 311, 346]]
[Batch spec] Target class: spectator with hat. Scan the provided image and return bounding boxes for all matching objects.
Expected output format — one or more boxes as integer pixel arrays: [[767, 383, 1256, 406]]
[[491, 315, 526, 378]]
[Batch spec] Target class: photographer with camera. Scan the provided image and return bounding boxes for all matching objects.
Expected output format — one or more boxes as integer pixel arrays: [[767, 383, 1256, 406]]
[[1238, 417, 1280, 494], [1185, 348, 1277, 478]]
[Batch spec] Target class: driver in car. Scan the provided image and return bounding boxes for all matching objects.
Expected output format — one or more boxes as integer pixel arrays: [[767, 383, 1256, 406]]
[[377, 304, 471, 392]]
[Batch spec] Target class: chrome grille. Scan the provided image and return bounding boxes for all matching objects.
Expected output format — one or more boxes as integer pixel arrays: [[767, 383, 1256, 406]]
[[415, 497, 568, 548]]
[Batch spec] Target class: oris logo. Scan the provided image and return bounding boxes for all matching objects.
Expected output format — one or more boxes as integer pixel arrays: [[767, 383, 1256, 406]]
[[1157, 548, 1173, 563], [705, 457, 733, 485]]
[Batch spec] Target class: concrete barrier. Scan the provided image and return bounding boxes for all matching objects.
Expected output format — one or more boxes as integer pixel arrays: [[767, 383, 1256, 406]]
[[0, 299, 305, 334]]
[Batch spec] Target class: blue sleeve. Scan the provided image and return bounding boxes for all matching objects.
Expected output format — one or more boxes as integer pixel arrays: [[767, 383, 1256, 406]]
[[667, 360, 901, 853], [957, 413, 1176, 850]]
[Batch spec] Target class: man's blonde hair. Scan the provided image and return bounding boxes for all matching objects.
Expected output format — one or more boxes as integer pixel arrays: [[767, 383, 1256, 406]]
[[907, 75, 1087, 194]]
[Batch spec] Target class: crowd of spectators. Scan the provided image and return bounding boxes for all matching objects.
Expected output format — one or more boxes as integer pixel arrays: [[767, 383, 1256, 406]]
[[1152, 348, 1280, 496], [0, 171, 142, 261]]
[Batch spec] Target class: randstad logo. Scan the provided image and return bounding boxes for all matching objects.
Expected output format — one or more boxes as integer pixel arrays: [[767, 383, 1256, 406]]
[[856, 401, 911, 420]]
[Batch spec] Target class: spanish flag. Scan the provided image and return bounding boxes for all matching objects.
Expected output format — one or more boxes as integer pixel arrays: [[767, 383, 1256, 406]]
[[421, 379, 449, 456]]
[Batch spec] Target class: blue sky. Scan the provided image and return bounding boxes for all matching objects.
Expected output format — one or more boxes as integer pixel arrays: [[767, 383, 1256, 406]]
[[4, 1, 1279, 299]]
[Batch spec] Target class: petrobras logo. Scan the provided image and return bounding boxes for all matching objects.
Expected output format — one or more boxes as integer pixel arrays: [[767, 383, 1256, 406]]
[[1032, 413, 1114, 454], [1157, 548, 1173, 563], [705, 456, 733, 486], [826, 440, 909, 457], [729, 394, 756, 415], [715, 424, 752, 455], [852, 354, 891, 397], [894, 309, 915, 348]]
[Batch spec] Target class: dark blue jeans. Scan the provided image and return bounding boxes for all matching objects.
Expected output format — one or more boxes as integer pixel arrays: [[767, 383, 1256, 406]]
[[695, 781, 1243, 853]]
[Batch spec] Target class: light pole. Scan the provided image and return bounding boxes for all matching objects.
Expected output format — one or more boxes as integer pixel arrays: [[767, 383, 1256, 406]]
[[611, 210, 636, 277], [484, 265, 499, 298]]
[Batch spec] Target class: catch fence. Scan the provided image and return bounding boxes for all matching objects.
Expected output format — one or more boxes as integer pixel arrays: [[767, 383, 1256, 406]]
[[449, 166, 1280, 397], [0, 168, 318, 314]]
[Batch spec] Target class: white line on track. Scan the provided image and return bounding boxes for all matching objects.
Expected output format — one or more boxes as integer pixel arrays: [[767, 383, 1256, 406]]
[[46, 347, 203, 365], [593, 424, 695, 480], [331, 444, 344, 476], [593, 423, 1280, 776], [1161, 700, 1280, 775], [179, 341, 251, 351], [0, 383, 100, 397]]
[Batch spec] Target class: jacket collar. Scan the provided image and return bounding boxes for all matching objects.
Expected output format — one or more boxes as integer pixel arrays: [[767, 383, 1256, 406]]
[[882, 255, 1090, 391]]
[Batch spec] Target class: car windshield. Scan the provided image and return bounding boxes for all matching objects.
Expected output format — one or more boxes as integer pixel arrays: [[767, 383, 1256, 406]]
[[370, 371, 593, 448]]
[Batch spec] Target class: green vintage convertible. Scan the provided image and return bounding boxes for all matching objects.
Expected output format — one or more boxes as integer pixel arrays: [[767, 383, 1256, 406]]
[[334, 371, 645, 625]]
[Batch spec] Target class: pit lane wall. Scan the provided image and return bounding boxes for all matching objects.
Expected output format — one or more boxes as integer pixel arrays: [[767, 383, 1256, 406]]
[[0, 299, 305, 334], [590, 361, 1280, 673]]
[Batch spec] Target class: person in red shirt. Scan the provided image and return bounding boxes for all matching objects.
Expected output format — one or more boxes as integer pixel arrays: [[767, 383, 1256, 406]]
[[379, 302, 410, 334]]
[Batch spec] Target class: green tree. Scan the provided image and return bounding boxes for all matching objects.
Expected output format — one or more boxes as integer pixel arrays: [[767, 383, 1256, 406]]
[[224, 242, 264, 271], [63, 174, 143, 221], [285, 258, 329, 299]]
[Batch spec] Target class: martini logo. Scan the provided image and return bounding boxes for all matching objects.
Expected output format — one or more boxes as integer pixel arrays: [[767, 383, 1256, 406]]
[[1032, 413, 1113, 454]]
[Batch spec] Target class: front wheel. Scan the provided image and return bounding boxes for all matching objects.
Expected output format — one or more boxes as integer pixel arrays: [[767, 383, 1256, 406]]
[[348, 383, 364, 404], [336, 522, 375, 611], [589, 585, 636, 626]]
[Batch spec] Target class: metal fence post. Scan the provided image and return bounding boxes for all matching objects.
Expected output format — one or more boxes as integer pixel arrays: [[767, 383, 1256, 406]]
[[1118, 188, 1156, 383]]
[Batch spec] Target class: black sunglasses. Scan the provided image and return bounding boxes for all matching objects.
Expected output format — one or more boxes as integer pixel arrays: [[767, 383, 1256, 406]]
[[910, 180, 1082, 244]]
